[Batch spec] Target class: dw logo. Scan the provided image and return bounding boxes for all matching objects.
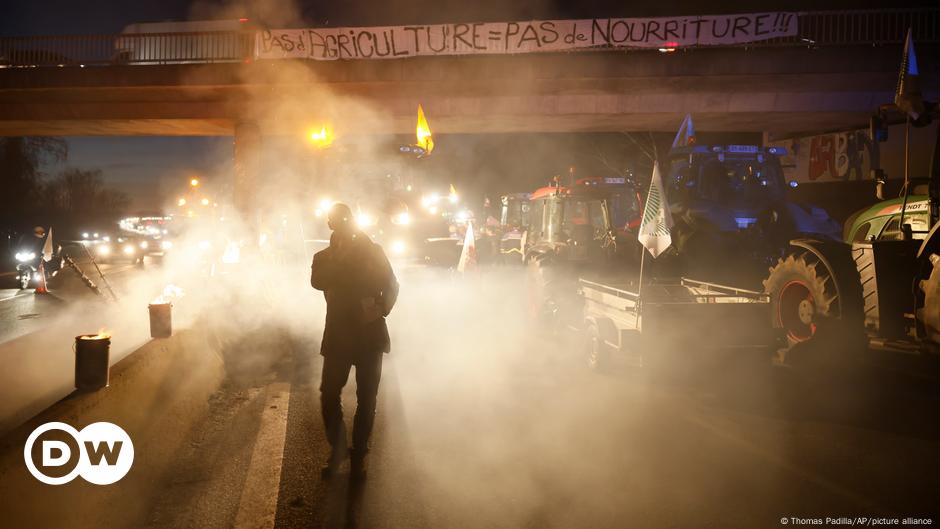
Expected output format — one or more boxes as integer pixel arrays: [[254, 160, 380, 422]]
[[23, 422, 134, 485]]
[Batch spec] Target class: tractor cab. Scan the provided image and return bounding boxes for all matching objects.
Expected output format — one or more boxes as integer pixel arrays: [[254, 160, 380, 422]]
[[666, 144, 792, 231], [497, 193, 531, 263], [572, 176, 642, 234], [526, 181, 613, 263], [500, 193, 530, 231]]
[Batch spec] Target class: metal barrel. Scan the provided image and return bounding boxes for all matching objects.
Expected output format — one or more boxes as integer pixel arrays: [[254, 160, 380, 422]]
[[148, 302, 173, 338], [74, 335, 110, 390]]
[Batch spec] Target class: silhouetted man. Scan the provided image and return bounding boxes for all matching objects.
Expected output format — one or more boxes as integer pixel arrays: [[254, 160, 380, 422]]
[[311, 203, 399, 480]]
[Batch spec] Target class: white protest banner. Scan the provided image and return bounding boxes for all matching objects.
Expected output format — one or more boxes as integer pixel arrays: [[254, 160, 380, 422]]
[[256, 12, 797, 61]]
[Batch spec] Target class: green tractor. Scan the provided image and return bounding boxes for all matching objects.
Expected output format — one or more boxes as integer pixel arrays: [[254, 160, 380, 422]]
[[764, 120, 940, 363]]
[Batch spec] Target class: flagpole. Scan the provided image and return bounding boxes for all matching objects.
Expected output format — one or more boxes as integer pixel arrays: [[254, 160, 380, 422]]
[[636, 248, 646, 331], [899, 115, 911, 232]]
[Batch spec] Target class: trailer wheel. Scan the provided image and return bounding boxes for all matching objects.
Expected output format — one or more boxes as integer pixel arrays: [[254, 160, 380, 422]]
[[763, 248, 864, 367], [584, 322, 610, 372]]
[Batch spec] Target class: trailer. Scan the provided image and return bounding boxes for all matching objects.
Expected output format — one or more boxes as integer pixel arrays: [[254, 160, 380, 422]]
[[579, 277, 779, 372]]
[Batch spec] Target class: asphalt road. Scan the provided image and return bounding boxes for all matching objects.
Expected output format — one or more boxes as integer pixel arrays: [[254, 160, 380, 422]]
[[0, 262, 142, 344], [122, 267, 940, 529]]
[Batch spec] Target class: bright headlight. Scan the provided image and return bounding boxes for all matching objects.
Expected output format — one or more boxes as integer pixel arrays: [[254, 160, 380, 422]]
[[139, 241, 149, 249], [198, 240, 211, 251], [356, 213, 375, 228], [161, 240, 173, 250], [393, 212, 411, 226], [390, 240, 407, 255], [123, 245, 135, 255], [97, 245, 111, 256], [15, 251, 36, 262]]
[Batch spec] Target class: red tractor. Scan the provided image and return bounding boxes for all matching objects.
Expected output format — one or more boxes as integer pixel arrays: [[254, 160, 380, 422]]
[[524, 176, 642, 326]]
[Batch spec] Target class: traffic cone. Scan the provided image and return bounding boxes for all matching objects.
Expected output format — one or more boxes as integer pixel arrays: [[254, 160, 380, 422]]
[[35, 261, 49, 294]]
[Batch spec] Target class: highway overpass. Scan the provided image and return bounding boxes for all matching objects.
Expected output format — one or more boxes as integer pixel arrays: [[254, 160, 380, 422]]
[[0, 8, 937, 139]]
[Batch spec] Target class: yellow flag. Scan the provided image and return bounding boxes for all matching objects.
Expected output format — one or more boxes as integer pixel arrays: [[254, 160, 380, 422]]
[[416, 104, 434, 154]]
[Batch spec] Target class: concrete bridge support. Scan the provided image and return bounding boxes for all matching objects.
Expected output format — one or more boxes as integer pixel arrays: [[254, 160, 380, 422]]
[[233, 121, 262, 228]]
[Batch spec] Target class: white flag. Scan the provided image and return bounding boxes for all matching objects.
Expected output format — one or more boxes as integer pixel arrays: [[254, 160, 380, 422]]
[[42, 227, 54, 262], [637, 163, 673, 258], [457, 221, 476, 273]]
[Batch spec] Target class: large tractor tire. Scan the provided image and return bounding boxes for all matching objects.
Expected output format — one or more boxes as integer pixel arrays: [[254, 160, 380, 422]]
[[763, 245, 865, 366], [917, 253, 940, 345]]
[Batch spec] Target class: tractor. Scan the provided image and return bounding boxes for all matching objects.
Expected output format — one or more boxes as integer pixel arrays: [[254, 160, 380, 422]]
[[652, 142, 842, 289], [524, 177, 641, 326], [764, 117, 940, 365]]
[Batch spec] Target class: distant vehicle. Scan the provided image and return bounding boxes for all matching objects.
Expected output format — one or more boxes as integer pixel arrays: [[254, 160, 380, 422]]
[[113, 19, 252, 65], [497, 193, 530, 264], [118, 216, 174, 256], [81, 233, 145, 265]]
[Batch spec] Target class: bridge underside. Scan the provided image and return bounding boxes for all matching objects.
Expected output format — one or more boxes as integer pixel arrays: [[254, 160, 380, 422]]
[[0, 46, 935, 138], [0, 112, 881, 138]]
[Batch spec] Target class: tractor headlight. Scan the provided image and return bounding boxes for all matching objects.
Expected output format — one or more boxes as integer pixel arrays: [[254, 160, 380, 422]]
[[15, 251, 36, 262], [356, 213, 375, 228], [390, 240, 407, 256], [161, 240, 173, 250], [123, 244, 135, 255], [97, 245, 111, 256], [139, 240, 149, 249], [393, 212, 411, 226]]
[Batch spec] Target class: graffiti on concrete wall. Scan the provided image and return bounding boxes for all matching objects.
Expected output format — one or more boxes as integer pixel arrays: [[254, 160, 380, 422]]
[[771, 130, 876, 183]]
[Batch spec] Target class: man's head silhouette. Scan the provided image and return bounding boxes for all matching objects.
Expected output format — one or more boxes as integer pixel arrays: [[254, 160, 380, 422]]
[[327, 203, 354, 235]]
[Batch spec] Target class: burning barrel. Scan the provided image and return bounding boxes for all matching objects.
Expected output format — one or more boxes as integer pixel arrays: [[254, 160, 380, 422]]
[[148, 302, 172, 338], [75, 332, 110, 390]]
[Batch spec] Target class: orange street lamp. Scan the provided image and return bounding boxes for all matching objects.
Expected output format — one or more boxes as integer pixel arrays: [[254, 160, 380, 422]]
[[309, 125, 334, 148], [190, 178, 200, 187]]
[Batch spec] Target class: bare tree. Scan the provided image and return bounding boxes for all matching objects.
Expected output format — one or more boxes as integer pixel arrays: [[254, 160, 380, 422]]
[[0, 137, 67, 229], [43, 168, 129, 229]]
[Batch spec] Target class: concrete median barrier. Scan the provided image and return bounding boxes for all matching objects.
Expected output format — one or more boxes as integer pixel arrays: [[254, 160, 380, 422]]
[[0, 323, 225, 529]]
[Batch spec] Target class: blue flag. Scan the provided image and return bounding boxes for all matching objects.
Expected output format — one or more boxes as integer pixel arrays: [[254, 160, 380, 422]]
[[672, 114, 695, 149], [895, 28, 925, 120]]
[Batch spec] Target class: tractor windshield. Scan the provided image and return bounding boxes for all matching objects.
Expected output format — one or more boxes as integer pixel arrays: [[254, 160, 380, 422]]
[[699, 158, 785, 204], [501, 199, 529, 229], [606, 191, 640, 230], [547, 197, 607, 243], [670, 154, 786, 208]]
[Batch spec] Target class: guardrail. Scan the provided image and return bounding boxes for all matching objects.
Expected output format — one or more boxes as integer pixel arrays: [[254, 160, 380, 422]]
[[759, 8, 940, 47], [0, 8, 936, 68], [0, 31, 253, 67]]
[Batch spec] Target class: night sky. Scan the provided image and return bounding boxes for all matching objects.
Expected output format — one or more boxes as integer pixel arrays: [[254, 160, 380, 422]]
[[2, 0, 932, 211]]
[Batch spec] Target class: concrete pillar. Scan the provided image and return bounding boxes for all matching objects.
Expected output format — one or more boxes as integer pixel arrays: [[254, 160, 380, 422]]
[[233, 121, 262, 228]]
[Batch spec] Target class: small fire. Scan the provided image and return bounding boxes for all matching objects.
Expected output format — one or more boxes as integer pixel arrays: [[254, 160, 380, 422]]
[[416, 104, 434, 154], [152, 284, 185, 305], [80, 328, 111, 340]]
